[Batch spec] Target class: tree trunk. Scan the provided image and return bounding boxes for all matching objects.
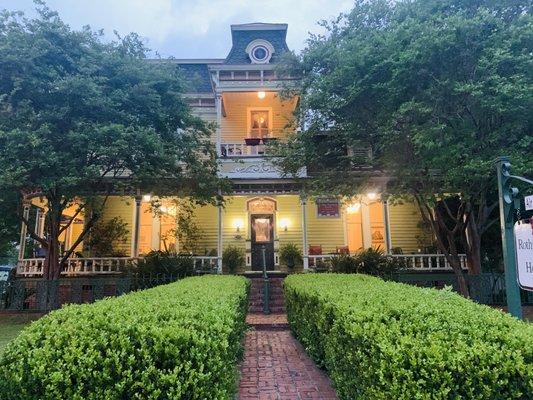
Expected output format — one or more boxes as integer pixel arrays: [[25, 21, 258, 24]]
[[465, 212, 482, 275], [446, 254, 469, 297], [413, 195, 470, 297], [43, 217, 62, 281]]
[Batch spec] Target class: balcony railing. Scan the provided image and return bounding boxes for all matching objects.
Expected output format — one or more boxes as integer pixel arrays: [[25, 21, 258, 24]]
[[220, 138, 280, 158]]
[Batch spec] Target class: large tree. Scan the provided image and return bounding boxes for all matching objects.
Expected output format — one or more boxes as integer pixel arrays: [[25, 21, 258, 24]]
[[278, 0, 532, 296], [0, 3, 222, 280]]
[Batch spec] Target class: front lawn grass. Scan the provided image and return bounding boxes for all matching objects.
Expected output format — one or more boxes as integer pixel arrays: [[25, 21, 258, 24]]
[[0, 314, 42, 354]]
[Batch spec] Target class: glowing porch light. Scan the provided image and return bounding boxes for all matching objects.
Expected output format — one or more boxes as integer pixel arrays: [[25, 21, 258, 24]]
[[142, 194, 152, 203], [367, 192, 377, 200], [346, 202, 361, 214], [233, 218, 244, 232], [257, 91, 266, 99], [279, 218, 290, 232]]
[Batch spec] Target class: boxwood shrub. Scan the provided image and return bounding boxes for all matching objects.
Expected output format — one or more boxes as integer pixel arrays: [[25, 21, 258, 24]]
[[0, 275, 249, 400], [284, 274, 533, 400]]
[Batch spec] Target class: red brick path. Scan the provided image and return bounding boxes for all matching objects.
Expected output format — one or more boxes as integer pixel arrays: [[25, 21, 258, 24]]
[[239, 314, 338, 400], [239, 278, 338, 400]]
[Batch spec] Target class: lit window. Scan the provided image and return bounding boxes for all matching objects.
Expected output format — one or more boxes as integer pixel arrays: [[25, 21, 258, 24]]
[[250, 110, 270, 138]]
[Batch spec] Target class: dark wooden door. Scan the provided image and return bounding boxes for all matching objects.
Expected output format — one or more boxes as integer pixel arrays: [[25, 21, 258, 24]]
[[251, 214, 274, 271]]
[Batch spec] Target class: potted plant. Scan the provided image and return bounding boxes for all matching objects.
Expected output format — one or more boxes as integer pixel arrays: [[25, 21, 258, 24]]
[[278, 243, 303, 270], [244, 138, 261, 146], [222, 245, 245, 274]]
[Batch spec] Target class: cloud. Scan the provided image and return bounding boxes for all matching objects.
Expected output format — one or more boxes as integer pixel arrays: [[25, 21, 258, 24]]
[[0, 0, 354, 57]]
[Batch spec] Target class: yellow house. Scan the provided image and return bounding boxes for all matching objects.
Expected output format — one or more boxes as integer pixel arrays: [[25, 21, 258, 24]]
[[18, 23, 465, 277]]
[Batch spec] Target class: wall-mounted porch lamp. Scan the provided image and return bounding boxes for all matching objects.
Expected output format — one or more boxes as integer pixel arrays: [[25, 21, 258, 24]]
[[142, 194, 152, 203], [257, 91, 266, 99], [346, 202, 361, 214], [279, 218, 290, 232], [233, 219, 244, 233]]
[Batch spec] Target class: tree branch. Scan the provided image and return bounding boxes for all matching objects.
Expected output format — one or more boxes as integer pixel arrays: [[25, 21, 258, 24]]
[[17, 210, 48, 248], [60, 194, 110, 263]]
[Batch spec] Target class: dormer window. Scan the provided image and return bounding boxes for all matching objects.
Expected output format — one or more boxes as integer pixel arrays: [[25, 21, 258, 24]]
[[246, 39, 275, 64]]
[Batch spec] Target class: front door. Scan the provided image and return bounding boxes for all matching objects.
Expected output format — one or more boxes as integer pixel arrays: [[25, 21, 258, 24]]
[[251, 214, 274, 271]]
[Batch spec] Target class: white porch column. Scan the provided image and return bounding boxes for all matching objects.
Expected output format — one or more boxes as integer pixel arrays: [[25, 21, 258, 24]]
[[18, 202, 31, 260], [383, 199, 392, 253], [362, 202, 372, 249], [151, 214, 161, 251], [215, 93, 222, 156], [217, 200, 223, 273], [300, 196, 309, 270], [132, 195, 142, 257], [34, 208, 45, 249], [64, 222, 72, 251], [37, 209, 46, 238]]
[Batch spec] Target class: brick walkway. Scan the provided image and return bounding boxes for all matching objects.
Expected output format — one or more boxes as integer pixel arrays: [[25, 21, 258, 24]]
[[238, 313, 338, 400]]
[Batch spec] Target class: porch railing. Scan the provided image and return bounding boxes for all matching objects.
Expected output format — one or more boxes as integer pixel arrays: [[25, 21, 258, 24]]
[[390, 254, 468, 271], [308, 253, 468, 272], [17, 256, 219, 277], [192, 256, 218, 271], [17, 257, 139, 277]]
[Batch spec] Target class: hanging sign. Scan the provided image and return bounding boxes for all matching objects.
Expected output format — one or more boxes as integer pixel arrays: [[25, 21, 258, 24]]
[[514, 220, 533, 291], [525, 195, 533, 211], [316, 198, 340, 218]]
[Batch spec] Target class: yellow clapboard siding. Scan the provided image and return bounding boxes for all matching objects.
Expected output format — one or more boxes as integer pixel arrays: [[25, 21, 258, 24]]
[[100, 196, 134, 255], [189, 203, 218, 254], [275, 195, 303, 250], [306, 200, 345, 254], [191, 108, 217, 144], [222, 196, 248, 252], [388, 201, 429, 253], [221, 92, 296, 142]]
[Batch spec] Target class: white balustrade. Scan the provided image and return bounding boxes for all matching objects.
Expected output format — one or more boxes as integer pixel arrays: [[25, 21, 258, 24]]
[[17, 253, 467, 276], [17, 255, 219, 277], [390, 254, 468, 271], [308, 254, 337, 268], [307, 253, 467, 272], [220, 142, 267, 157], [17, 257, 138, 276], [191, 256, 218, 270]]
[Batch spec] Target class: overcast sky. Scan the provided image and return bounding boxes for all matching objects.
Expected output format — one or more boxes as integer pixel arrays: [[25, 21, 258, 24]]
[[0, 0, 354, 58]]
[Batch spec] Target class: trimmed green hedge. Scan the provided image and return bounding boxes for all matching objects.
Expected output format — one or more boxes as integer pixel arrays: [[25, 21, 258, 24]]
[[0, 275, 249, 400], [285, 274, 533, 400]]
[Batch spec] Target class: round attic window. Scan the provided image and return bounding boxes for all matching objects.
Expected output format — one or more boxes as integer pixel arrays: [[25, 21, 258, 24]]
[[252, 46, 268, 62], [246, 39, 275, 64]]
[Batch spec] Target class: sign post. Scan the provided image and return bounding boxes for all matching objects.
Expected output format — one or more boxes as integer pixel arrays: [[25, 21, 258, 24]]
[[495, 157, 523, 318]]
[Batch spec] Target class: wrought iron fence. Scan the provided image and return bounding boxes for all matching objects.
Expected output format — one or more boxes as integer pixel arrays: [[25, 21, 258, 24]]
[[395, 272, 533, 306], [0, 272, 207, 312]]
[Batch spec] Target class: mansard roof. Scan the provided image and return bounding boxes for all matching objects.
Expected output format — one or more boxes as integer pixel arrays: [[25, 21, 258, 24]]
[[225, 23, 289, 65], [171, 23, 291, 95], [176, 62, 218, 93]]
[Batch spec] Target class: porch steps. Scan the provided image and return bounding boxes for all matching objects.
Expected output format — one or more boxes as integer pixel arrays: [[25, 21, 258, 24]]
[[248, 277, 285, 314]]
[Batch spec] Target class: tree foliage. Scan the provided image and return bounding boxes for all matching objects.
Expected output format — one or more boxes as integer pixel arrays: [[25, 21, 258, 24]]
[[0, 3, 222, 279], [279, 0, 532, 295]]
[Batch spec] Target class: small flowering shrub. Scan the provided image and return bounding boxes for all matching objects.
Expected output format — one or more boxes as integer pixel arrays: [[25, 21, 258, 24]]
[[0, 275, 249, 400], [284, 274, 533, 400]]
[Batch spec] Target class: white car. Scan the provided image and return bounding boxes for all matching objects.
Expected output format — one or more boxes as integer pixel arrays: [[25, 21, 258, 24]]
[[0, 266, 14, 281]]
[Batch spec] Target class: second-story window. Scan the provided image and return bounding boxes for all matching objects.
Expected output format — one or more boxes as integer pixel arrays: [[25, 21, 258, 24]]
[[250, 110, 270, 138]]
